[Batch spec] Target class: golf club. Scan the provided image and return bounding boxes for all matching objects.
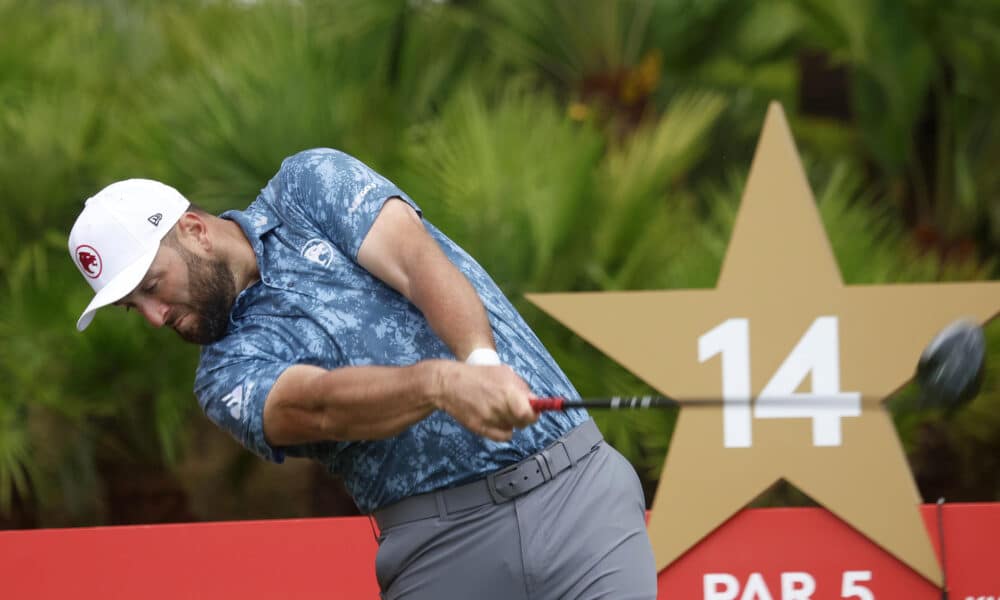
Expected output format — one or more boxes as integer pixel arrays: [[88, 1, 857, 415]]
[[531, 319, 988, 413]]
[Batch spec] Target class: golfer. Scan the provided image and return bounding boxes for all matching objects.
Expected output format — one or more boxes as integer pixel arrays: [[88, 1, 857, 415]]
[[68, 148, 657, 599]]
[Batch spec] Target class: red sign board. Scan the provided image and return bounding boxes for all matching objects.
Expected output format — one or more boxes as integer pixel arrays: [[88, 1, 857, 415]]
[[0, 504, 996, 599], [660, 503, 998, 599]]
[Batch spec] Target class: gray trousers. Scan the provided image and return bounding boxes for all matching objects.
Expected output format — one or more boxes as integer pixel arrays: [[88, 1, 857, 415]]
[[374, 440, 657, 599]]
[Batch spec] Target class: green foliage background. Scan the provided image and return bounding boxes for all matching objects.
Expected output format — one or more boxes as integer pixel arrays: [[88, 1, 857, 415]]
[[1, 0, 998, 526]]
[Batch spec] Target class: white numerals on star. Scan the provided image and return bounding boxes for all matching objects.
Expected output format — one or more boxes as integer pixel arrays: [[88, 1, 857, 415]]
[[698, 316, 861, 448]]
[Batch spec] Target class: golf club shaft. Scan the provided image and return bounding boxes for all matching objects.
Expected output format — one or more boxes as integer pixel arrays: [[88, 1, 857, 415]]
[[529, 320, 985, 413], [530, 395, 890, 411]]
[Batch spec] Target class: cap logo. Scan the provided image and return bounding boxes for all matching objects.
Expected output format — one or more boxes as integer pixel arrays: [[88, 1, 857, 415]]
[[148, 213, 163, 226], [76, 245, 103, 279]]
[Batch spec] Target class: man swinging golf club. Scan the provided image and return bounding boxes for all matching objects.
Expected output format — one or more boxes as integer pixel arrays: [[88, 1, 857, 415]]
[[68, 148, 659, 599]]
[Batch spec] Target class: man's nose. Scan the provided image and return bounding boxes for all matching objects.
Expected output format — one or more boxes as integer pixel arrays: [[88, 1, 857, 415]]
[[136, 297, 170, 328]]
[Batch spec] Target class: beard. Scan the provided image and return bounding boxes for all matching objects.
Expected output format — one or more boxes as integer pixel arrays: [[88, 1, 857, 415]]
[[172, 245, 237, 345]]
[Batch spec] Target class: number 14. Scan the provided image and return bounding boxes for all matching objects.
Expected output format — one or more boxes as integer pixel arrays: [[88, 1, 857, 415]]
[[699, 316, 861, 448]]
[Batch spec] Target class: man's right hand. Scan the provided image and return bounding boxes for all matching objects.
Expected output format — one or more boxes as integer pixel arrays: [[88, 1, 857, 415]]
[[432, 361, 539, 442]]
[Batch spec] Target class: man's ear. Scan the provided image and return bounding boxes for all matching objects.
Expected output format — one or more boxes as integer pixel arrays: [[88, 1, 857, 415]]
[[174, 212, 212, 251]]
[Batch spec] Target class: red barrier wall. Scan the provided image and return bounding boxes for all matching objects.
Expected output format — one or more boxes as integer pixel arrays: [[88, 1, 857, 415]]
[[1, 504, 997, 599]]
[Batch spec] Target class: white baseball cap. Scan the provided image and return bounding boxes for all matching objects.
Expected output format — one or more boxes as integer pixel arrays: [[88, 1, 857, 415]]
[[69, 179, 191, 331]]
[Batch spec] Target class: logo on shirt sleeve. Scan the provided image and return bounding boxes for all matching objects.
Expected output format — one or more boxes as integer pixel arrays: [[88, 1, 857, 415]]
[[220, 384, 245, 420], [349, 182, 377, 213]]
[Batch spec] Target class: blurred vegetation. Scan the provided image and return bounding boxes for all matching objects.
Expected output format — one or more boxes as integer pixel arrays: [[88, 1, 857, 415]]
[[1, 0, 998, 527]]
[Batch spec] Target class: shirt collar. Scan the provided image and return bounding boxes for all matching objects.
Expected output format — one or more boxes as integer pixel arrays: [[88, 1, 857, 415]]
[[221, 201, 281, 259]]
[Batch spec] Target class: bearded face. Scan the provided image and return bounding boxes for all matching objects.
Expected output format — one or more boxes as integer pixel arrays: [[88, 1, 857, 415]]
[[170, 242, 238, 345]]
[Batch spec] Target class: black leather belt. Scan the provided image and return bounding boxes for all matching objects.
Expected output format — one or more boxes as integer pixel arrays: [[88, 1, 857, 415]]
[[373, 419, 603, 530]]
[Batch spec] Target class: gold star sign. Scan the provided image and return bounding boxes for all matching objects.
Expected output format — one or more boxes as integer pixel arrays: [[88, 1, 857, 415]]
[[527, 103, 1000, 584]]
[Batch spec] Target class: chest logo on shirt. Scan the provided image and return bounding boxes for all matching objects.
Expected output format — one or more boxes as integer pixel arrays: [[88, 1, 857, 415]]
[[301, 238, 335, 267]]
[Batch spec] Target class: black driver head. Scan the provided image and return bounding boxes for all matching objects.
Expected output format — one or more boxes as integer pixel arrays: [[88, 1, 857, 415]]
[[916, 319, 987, 411]]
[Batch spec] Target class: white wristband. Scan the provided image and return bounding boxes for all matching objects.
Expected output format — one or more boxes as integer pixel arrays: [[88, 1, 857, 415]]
[[465, 348, 502, 366]]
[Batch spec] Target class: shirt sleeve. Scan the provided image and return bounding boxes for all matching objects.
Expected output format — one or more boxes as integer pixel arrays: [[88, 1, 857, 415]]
[[194, 347, 290, 464], [281, 148, 422, 259]]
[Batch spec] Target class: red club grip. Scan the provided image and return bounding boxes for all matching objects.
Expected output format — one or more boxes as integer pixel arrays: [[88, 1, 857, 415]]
[[530, 397, 565, 412]]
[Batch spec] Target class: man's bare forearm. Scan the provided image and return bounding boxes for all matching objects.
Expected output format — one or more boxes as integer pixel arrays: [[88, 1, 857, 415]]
[[357, 199, 496, 361], [264, 361, 447, 444], [263, 358, 538, 446], [406, 244, 496, 361]]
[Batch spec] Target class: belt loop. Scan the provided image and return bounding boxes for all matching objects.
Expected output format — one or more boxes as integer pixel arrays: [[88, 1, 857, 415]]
[[367, 514, 381, 542], [534, 453, 553, 481], [559, 439, 575, 468], [434, 490, 448, 518]]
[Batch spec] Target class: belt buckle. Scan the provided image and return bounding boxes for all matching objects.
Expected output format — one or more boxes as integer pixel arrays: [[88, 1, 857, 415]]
[[486, 463, 521, 504], [487, 453, 556, 504]]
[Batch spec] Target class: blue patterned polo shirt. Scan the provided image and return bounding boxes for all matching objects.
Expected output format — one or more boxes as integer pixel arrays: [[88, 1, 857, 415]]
[[193, 148, 586, 513]]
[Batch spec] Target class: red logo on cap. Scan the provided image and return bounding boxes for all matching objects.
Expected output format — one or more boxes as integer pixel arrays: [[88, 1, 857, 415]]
[[76, 245, 103, 279]]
